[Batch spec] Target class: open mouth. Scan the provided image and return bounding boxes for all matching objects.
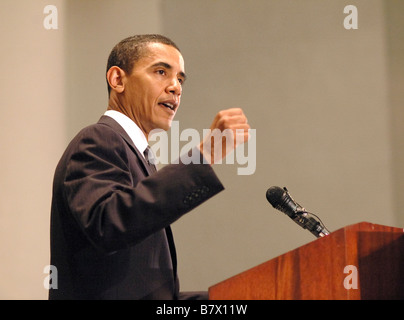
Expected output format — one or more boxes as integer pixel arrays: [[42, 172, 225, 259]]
[[159, 102, 176, 111]]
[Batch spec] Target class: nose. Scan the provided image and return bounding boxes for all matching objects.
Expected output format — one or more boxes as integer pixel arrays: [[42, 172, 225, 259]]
[[166, 78, 182, 96]]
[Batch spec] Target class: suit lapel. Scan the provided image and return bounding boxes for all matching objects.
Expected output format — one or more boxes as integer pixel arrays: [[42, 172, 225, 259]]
[[97, 116, 154, 176]]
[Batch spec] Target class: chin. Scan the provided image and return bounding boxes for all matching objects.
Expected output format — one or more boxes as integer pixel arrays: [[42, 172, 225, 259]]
[[157, 121, 172, 132]]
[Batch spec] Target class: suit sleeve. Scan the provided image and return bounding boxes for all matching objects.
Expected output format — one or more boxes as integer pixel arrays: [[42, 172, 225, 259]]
[[63, 125, 224, 254]]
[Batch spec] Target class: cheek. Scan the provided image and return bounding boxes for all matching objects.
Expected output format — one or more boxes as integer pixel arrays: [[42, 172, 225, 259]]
[[140, 89, 158, 112]]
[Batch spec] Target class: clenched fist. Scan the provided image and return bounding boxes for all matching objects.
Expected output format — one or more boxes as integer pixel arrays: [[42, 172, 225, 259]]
[[198, 108, 250, 165]]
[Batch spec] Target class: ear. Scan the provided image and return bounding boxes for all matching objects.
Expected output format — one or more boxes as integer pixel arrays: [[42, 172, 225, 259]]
[[106, 66, 126, 94]]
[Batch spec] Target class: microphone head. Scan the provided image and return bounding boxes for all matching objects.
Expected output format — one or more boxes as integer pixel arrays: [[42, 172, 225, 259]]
[[266, 186, 286, 208]]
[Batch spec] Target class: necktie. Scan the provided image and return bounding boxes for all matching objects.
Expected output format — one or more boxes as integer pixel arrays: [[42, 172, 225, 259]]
[[143, 145, 177, 284], [143, 146, 157, 173]]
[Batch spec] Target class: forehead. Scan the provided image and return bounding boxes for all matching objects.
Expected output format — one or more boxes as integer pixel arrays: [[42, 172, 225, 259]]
[[137, 42, 185, 70]]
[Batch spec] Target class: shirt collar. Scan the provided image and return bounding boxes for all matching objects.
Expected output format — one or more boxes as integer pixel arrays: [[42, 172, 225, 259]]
[[104, 110, 148, 156]]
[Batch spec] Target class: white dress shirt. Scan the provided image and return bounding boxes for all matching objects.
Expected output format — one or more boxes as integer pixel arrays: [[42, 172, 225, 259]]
[[104, 110, 148, 158]]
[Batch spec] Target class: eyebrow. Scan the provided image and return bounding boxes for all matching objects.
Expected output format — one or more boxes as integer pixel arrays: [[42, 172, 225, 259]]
[[151, 62, 187, 82]]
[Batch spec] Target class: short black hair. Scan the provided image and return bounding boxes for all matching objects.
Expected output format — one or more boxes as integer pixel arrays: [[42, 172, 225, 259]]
[[106, 34, 180, 95]]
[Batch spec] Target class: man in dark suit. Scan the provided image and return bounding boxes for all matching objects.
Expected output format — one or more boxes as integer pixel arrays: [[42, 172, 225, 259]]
[[49, 34, 250, 299]]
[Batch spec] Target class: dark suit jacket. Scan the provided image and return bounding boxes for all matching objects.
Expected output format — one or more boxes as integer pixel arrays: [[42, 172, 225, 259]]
[[49, 116, 224, 300]]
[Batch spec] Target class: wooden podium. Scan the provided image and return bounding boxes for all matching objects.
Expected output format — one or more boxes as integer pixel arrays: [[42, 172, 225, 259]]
[[209, 222, 404, 300]]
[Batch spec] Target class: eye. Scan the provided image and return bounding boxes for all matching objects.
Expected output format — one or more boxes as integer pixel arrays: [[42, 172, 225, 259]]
[[157, 69, 166, 76]]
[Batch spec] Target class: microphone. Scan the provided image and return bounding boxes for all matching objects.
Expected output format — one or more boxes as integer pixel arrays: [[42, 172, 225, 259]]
[[266, 186, 330, 238]]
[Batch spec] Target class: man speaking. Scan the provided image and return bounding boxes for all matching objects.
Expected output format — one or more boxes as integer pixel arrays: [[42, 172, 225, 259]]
[[49, 34, 250, 300]]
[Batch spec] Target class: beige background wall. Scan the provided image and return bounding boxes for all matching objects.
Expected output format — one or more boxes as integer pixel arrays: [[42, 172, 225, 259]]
[[0, 0, 66, 299], [0, 0, 403, 299]]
